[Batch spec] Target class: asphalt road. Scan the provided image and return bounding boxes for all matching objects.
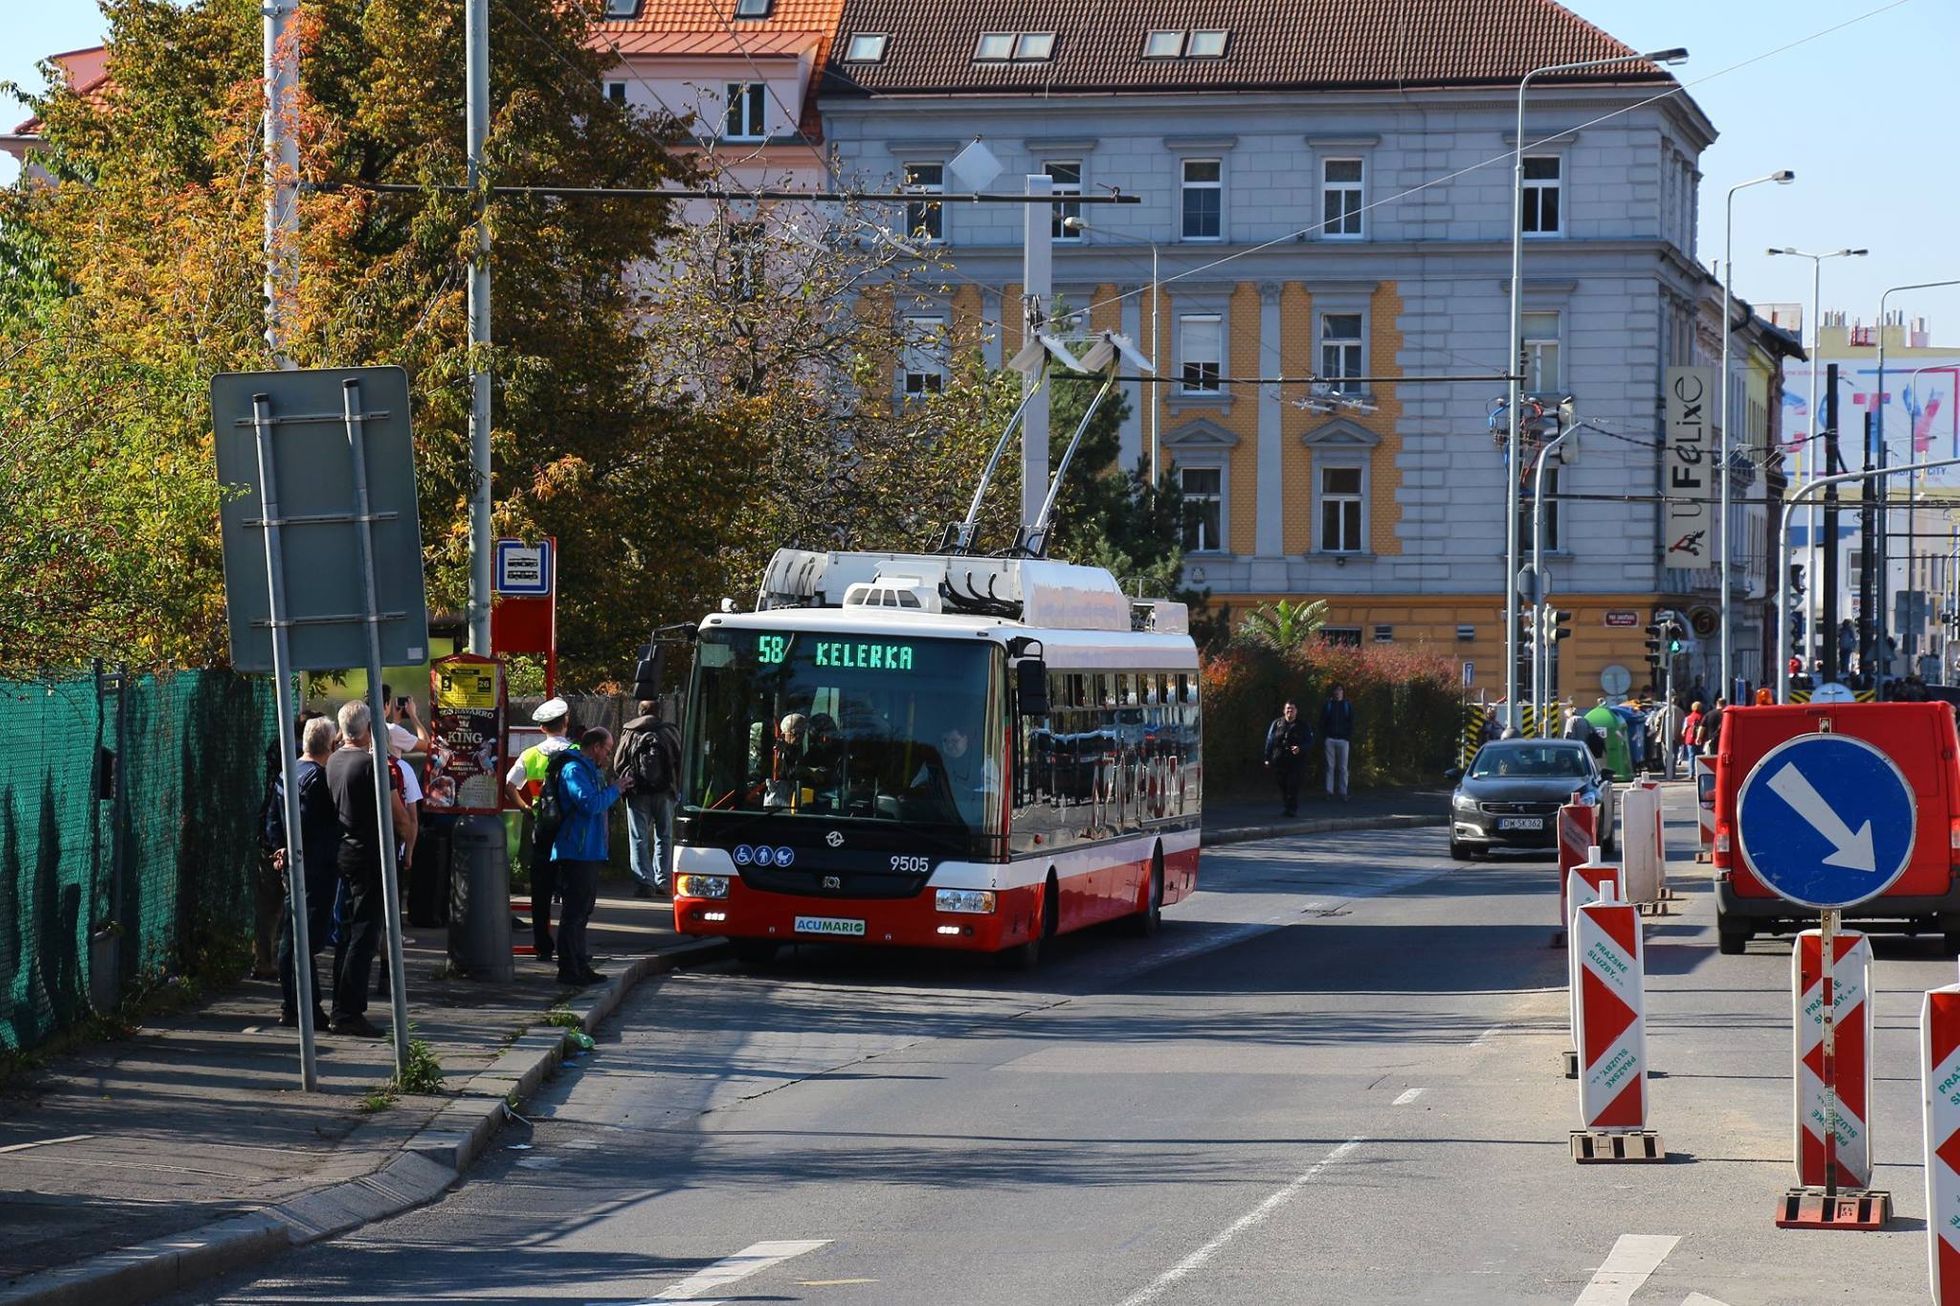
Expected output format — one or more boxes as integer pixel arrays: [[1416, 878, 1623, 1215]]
[[177, 790, 1953, 1304]]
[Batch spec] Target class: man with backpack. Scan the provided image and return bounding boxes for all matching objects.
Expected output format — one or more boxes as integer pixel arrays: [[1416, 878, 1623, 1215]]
[[616, 700, 681, 898], [549, 727, 635, 986], [503, 698, 577, 964]]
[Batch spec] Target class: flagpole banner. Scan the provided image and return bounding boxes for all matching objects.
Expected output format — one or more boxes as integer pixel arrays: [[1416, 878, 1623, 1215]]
[[1664, 366, 1716, 568]]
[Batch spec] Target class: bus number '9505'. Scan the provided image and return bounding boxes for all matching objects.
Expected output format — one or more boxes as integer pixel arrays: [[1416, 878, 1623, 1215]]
[[890, 856, 930, 874]]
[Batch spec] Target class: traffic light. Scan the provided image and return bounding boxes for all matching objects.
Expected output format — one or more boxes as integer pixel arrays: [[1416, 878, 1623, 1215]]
[[1546, 608, 1573, 643], [1666, 619, 1686, 654], [1520, 607, 1538, 643]]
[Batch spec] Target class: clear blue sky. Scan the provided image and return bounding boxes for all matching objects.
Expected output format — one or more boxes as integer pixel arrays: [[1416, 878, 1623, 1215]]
[[4, 0, 1955, 337]]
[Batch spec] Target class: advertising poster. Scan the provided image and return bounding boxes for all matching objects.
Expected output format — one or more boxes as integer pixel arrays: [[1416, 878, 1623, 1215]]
[[1663, 366, 1716, 567], [428, 653, 505, 813]]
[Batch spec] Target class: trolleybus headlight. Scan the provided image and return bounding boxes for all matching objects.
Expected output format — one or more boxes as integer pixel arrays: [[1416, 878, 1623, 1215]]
[[677, 874, 730, 899], [934, 889, 997, 914]]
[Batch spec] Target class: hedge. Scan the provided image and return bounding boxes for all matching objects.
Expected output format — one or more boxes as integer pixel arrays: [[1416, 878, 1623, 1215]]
[[1201, 639, 1465, 800]]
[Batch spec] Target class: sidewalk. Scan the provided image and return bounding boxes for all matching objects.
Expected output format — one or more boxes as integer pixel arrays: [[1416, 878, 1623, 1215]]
[[0, 884, 720, 1304]]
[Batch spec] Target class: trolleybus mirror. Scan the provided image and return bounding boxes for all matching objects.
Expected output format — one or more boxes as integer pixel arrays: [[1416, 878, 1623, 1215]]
[[1016, 658, 1050, 716]]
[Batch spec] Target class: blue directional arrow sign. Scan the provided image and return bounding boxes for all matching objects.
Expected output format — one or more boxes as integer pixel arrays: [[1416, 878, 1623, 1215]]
[[1735, 733, 1916, 910]]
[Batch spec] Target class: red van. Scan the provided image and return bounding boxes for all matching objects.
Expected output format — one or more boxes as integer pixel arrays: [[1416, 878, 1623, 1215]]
[[1712, 702, 1960, 954]]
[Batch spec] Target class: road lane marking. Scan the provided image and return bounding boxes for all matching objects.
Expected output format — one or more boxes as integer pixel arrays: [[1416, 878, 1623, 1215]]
[[635, 1239, 829, 1302], [0, 1134, 94, 1154], [1681, 1295, 1732, 1305], [1573, 1234, 1680, 1305], [1393, 1088, 1424, 1105], [1116, 1137, 1364, 1306]]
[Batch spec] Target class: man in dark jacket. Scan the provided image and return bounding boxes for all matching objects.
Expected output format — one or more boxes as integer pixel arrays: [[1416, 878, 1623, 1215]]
[[616, 701, 681, 898], [271, 714, 340, 1029], [1321, 685, 1355, 801], [1263, 700, 1312, 817]]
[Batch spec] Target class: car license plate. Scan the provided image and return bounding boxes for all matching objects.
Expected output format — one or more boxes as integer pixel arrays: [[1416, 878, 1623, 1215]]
[[1496, 816, 1544, 831], [793, 915, 867, 937]]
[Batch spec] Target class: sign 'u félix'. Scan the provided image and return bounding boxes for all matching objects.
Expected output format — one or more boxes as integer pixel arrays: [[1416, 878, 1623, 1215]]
[[1663, 366, 1716, 568]]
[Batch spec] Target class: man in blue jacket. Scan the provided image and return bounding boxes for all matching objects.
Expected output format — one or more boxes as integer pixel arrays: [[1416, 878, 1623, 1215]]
[[549, 726, 636, 985]]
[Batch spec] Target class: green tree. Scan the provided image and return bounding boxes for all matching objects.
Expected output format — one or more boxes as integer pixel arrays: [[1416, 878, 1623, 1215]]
[[1235, 599, 1329, 651], [0, 0, 736, 684]]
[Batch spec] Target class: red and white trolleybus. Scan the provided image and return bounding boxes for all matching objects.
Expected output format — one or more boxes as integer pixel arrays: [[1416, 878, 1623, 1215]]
[[672, 547, 1202, 968]]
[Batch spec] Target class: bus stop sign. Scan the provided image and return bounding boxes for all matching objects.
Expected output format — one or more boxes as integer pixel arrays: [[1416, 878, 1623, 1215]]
[[1735, 733, 1916, 910]]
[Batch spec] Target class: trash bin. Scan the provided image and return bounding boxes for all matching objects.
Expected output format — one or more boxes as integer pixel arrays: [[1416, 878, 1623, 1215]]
[[449, 813, 513, 982]]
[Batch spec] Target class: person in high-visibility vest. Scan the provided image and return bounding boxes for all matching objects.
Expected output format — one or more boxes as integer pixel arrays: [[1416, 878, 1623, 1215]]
[[504, 698, 576, 963]]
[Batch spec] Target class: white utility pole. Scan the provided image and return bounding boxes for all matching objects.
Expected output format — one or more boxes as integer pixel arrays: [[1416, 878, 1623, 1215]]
[[466, 0, 493, 653], [1021, 174, 1053, 529], [1718, 169, 1794, 702], [261, 0, 299, 368]]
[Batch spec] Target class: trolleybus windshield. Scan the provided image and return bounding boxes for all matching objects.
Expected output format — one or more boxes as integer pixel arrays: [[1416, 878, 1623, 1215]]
[[683, 629, 1003, 832]]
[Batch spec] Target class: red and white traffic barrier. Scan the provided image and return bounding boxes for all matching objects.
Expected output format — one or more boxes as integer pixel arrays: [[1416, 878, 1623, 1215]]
[[1565, 847, 1619, 1078], [1925, 981, 1960, 1294], [1556, 796, 1597, 942], [1796, 929, 1874, 1189], [1695, 754, 1716, 863], [1619, 781, 1664, 909], [1571, 884, 1662, 1161]]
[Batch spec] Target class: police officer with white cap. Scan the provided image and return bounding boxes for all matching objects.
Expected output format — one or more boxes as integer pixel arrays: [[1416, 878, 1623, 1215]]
[[504, 697, 577, 963]]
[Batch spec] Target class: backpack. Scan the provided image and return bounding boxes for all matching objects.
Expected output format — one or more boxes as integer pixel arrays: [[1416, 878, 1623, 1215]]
[[620, 723, 675, 794], [530, 749, 578, 850]]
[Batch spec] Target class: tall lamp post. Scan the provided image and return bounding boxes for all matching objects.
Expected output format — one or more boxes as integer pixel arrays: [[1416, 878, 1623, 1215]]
[[1767, 246, 1866, 667], [1507, 46, 1687, 725], [1717, 170, 1795, 701], [1062, 216, 1161, 483], [1875, 278, 1960, 673]]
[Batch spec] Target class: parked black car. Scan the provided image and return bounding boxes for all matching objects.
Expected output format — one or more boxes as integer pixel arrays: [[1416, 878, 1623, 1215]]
[[1445, 738, 1617, 861]]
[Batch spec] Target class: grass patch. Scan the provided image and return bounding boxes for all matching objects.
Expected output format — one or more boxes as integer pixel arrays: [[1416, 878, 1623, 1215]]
[[358, 1086, 396, 1113], [540, 1007, 584, 1032], [395, 1039, 445, 1095]]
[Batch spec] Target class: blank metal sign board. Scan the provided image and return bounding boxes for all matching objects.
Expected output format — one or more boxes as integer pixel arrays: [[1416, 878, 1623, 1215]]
[[211, 366, 430, 673]]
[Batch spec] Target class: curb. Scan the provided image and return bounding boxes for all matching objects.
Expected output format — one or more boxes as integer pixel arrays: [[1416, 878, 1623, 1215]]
[[1204, 810, 1446, 848], [0, 937, 731, 1306]]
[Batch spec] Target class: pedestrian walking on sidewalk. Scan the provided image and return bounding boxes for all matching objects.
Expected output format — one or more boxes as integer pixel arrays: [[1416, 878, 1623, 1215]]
[[504, 698, 577, 963], [325, 700, 412, 1038], [616, 700, 680, 898], [550, 727, 634, 986], [1679, 700, 1704, 772], [270, 714, 339, 1030], [1263, 701, 1311, 817], [1698, 696, 1727, 756], [1321, 685, 1355, 801], [252, 718, 316, 979], [372, 722, 423, 1000]]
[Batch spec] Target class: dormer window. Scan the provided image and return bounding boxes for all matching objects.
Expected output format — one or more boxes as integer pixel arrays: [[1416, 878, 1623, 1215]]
[[602, 0, 639, 17], [844, 32, 889, 62], [974, 31, 1056, 62], [733, 0, 772, 16], [1142, 29, 1231, 58]]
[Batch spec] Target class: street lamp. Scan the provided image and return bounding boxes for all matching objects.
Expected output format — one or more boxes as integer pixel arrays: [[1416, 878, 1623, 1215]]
[[1875, 278, 1960, 673], [1062, 215, 1161, 484], [1717, 169, 1795, 702], [1507, 45, 1687, 727], [1767, 246, 1866, 668]]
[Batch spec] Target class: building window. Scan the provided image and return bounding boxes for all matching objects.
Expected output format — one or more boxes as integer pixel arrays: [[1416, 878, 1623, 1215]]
[[903, 162, 943, 241], [1322, 626, 1362, 648], [1142, 30, 1228, 57], [1179, 314, 1222, 393], [1179, 466, 1223, 552], [1521, 310, 1561, 393], [974, 31, 1055, 61], [723, 83, 766, 141], [727, 222, 763, 300], [733, 0, 772, 16], [1319, 465, 1365, 553], [1522, 155, 1561, 236], [603, 0, 639, 17], [1181, 158, 1221, 240], [1321, 158, 1363, 238], [1046, 161, 1082, 240], [901, 316, 946, 397], [843, 32, 888, 62], [1319, 313, 1363, 393], [604, 81, 627, 105]]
